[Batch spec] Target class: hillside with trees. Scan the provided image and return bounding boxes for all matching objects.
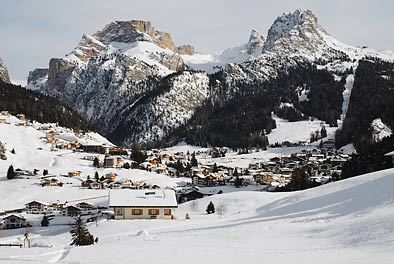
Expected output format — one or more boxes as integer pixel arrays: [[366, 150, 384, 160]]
[[336, 58, 394, 152], [0, 80, 94, 131]]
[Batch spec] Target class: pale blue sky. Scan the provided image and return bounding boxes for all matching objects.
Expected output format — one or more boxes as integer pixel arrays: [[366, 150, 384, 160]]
[[1, 0, 393, 82]]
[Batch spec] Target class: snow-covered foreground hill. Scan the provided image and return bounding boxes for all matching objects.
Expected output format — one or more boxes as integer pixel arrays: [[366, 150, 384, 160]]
[[2, 167, 394, 263]]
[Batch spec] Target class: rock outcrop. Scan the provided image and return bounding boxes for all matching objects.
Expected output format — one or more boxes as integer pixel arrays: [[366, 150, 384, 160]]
[[177, 45, 196, 55], [93, 20, 177, 52]]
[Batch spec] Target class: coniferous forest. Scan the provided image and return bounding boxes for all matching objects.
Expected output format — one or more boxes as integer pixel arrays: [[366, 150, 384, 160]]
[[0, 80, 93, 131], [336, 58, 394, 152]]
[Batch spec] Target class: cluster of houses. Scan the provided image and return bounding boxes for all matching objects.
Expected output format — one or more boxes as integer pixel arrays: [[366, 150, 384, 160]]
[[0, 111, 32, 127], [0, 200, 101, 230], [80, 172, 161, 190], [0, 189, 179, 229], [246, 148, 349, 187]]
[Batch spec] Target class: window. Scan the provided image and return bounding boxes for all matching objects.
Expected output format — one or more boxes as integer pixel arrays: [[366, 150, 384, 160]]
[[116, 208, 122, 215], [132, 209, 142, 215], [164, 209, 172, 216], [149, 209, 159, 215]]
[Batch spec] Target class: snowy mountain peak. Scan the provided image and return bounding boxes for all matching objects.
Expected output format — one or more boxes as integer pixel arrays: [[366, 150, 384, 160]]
[[92, 20, 177, 52], [247, 29, 265, 55], [263, 9, 331, 58], [0, 57, 11, 83]]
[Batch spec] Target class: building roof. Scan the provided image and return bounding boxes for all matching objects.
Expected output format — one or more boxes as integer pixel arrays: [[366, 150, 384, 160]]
[[109, 190, 177, 208]]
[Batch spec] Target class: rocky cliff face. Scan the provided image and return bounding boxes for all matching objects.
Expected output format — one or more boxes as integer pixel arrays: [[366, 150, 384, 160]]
[[93, 20, 177, 52], [26, 20, 203, 146], [177, 45, 196, 55], [0, 57, 10, 83]]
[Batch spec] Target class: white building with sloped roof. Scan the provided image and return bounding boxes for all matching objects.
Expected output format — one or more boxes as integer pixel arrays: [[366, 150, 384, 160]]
[[109, 189, 177, 220]]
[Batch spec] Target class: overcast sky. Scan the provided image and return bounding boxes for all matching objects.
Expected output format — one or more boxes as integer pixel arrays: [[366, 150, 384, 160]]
[[1, 0, 394, 82]]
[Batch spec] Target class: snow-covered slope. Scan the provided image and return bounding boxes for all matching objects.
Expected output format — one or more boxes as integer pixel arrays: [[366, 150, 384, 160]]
[[182, 29, 265, 73], [109, 71, 210, 145], [371, 118, 392, 142], [2, 160, 394, 263], [0, 114, 191, 211]]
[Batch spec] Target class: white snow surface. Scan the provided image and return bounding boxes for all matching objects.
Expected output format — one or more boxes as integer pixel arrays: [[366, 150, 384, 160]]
[[371, 118, 393, 142], [1, 114, 394, 262], [268, 115, 336, 144], [2, 164, 394, 263]]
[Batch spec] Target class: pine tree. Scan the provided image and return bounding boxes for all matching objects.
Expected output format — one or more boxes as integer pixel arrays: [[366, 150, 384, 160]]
[[43, 169, 48, 176], [7, 165, 15, 180], [130, 144, 147, 164], [93, 157, 99, 167], [234, 176, 243, 188], [321, 126, 327, 138], [212, 163, 218, 173], [95, 171, 99, 182], [190, 152, 198, 167], [11, 148, 15, 154], [70, 216, 94, 246], [233, 168, 239, 177], [41, 215, 50, 227], [206, 201, 215, 214]]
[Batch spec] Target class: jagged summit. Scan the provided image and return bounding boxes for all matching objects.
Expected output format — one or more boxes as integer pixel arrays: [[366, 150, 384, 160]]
[[93, 20, 177, 51], [263, 9, 331, 58], [0, 57, 11, 83], [247, 29, 265, 55]]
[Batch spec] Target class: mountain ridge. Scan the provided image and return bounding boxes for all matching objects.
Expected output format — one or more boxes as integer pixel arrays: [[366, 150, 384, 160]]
[[25, 9, 394, 148]]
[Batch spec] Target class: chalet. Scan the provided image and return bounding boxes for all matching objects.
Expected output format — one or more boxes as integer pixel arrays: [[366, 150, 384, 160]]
[[109, 190, 177, 220], [108, 146, 127, 155], [263, 173, 274, 183], [68, 170, 81, 177], [109, 182, 123, 189], [81, 179, 95, 188], [2, 214, 27, 229], [192, 174, 207, 186], [41, 178, 63, 187], [25, 201, 49, 214], [80, 144, 107, 154], [280, 168, 293, 175], [177, 189, 204, 203], [241, 175, 256, 185], [76, 202, 95, 209], [105, 172, 118, 181], [147, 156, 161, 165], [63, 205, 82, 217], [64, 141, 80, 149], [0, 111, 10, 116], [14, 169, 35, 177], [0, 118, 6, 124], [152, 165, 169, 174], [17, 114, 27, 121], [192, 174, 222, 187], [104, 156, 122, 168], [49, 202, 68, 211], [89, 182, 101, 189]]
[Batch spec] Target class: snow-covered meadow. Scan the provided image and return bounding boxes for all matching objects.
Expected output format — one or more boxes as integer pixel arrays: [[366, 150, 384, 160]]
[[1, 114, 394, 263]]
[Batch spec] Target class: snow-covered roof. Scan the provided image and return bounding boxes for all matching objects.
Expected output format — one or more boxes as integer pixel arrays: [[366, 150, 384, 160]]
[[109, 190, 177, 208], [385, 151, 394, 157]]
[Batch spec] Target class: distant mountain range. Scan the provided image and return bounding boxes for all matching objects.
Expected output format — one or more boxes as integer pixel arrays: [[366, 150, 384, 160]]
[[23, 9, 394, 149]]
